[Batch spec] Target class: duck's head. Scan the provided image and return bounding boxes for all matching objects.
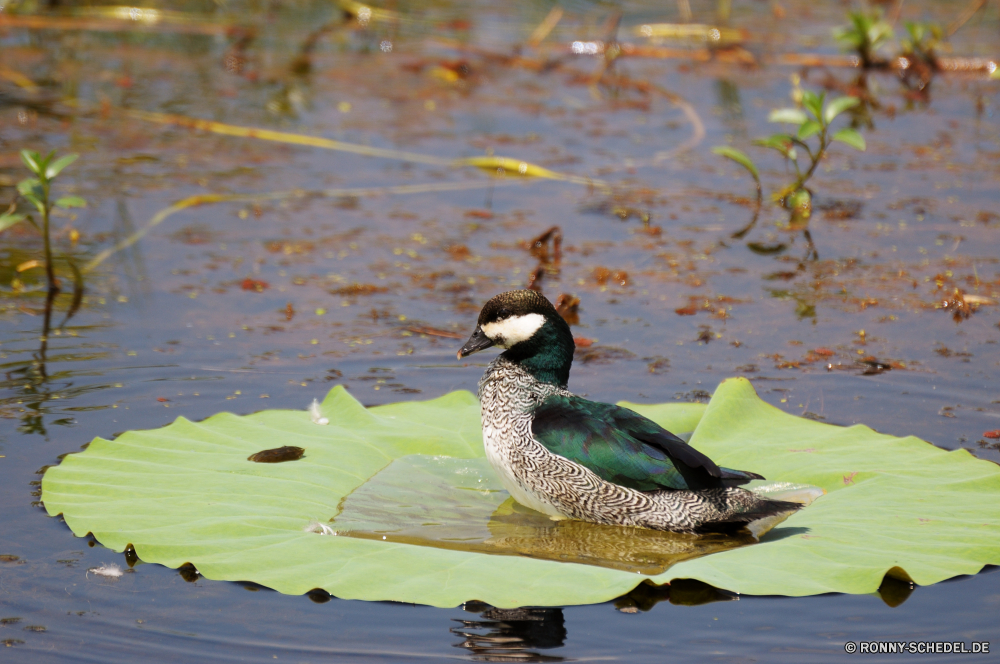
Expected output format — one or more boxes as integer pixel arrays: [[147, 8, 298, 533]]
[[458, 290, 575, 386]]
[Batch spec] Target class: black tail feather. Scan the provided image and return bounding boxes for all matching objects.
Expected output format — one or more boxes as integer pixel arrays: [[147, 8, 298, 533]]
[[694, 498, 802, 535], [717, 467, 765, 488]]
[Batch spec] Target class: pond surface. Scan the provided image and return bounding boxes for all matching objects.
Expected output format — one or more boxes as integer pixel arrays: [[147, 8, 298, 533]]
[[2, 0, 999, 660]]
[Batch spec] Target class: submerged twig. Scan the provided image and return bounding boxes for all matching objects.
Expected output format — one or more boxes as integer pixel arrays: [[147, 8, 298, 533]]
[[0, 66, 40, 92], [886, 0, 905, 26], [290, 22, 342, 75], [57, 257, 84, 329], [123, 109, 606, 187], [731, 186, 762, 240], [947, 0, 988, 37], [0, 10, 251, 37], [527, 6, 564, 48], [649, 84, 707, 164], [406, 326, 463, 339], [126, 109, 454, 166], [676, 0, 693, 23], [337, 0, 401, 25], [528, 226, 562, 265]]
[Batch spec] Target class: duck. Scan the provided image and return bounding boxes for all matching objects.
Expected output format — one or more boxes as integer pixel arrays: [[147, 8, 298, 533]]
[[457, 289, 800, 534]]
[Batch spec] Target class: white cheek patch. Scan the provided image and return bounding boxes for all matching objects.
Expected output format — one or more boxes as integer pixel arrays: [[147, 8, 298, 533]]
[[481, 313, 545, 348]]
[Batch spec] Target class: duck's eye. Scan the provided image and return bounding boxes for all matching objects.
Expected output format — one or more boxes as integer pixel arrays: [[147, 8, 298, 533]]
[[498, 308, 511, 319]]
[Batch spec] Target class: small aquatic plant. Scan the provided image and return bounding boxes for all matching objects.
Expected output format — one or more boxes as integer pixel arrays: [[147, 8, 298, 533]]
[[2, 150, 87, 331], [3, 151, 86, 297], [714, 89, 865, 230], [833, 9, 894, 68], [900, 21, 943, 69]]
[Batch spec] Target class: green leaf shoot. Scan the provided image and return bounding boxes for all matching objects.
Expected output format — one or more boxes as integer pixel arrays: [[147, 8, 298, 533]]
[[800, 90, 824, 120], [46, 154, 80, 179], [17, 177, 40, 197], [832, 128, 866, 151], [753, 134, 796, 159], [0, 212, 27, 233], [768, 108, 808, 125], [712, 146, 759, 181], [20, 150, 41, 175], [55, 196, 88, 209], [833, 10, 894, 67], [797, 120, 822, 140], [823, 96, 860, 124]]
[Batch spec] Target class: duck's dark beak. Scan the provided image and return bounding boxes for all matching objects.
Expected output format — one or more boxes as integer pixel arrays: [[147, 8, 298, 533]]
[[457, 326, 494, 359]]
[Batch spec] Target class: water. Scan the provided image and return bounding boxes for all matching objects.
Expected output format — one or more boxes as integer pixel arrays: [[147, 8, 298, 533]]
[[2, 0, 999, 660]]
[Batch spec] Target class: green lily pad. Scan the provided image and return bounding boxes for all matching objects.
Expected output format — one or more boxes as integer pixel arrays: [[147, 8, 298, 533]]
[[41, 378, 1000, 607]]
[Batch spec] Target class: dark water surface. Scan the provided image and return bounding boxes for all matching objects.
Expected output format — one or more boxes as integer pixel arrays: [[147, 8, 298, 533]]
[[2, 0, 999, 660]]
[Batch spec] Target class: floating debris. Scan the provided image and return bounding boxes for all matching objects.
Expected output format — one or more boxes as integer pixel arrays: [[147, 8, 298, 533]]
[[858, 357, 892, 375], [406, 325, 463, 339], [593, 266, 628, 287], [817, 198, 864, 220], [576, 346, 636, 364], [936, 288, 996, 322], [304, 521, 336, 536], [647, 357, 671, 374], [329, 283, 388, 296], [248, 446, 306, 463], [240, 277, 269, 292], [87, 563, 123, 579], [308, 399, 329, 425], [554, 293, 579, 324], [526, 226, 562, 264]]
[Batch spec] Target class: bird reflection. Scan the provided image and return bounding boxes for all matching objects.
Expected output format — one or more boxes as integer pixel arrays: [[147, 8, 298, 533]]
[[452, 601, 566, 662], [451, 580, 737, 660]]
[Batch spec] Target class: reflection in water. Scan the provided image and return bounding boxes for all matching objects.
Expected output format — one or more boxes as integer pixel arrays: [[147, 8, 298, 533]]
[[483, 500, 756, 574], [878, 571, 915, 608], [177, 563, 200, 583], [614, 578, 737, 612], [453, 602, 566, 663], [0, 323, 117, 437], [330, 455, 766, 575], [451, 580, 740, 660], [0, 223, 100, 435]]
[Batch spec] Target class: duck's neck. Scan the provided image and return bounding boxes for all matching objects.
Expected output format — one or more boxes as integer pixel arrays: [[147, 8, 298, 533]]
[[502, 318, 575, 388]]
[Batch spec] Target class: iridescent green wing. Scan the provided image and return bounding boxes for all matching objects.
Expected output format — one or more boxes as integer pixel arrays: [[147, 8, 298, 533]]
[[530, 395, 760, 491]]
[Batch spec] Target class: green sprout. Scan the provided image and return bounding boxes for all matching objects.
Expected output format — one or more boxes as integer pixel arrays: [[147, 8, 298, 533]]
[[833, 9, 894, 68], [900, 21, 943, 69], [714, 89, 866, 232], [2, 150, 87, 323]]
